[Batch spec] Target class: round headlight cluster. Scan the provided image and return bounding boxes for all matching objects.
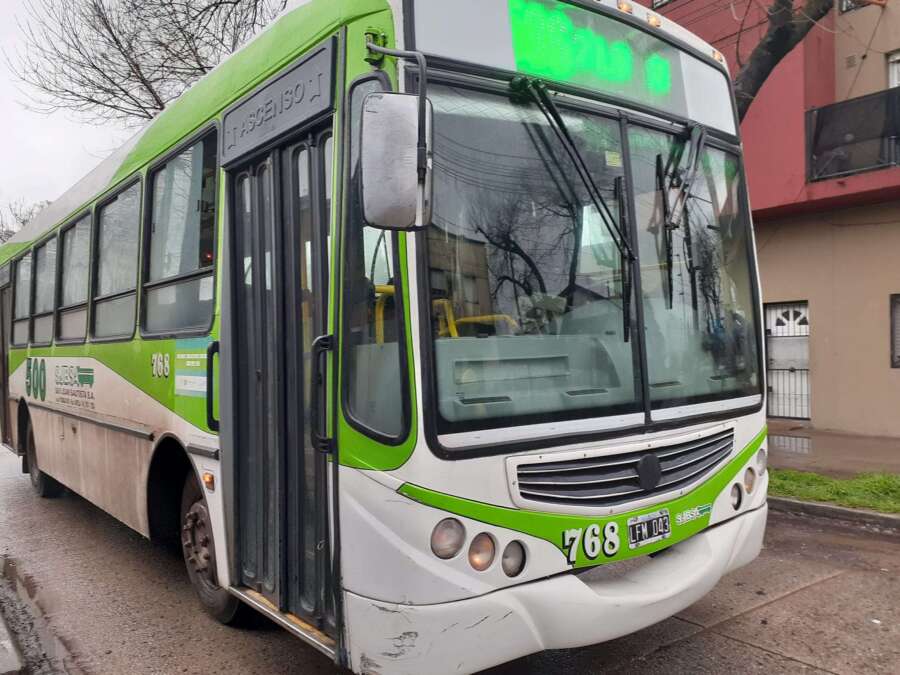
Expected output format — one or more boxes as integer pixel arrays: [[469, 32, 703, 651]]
[[430, 521, 527, 576], [757, 448, 768, 475], [431, 518, 465, 559]]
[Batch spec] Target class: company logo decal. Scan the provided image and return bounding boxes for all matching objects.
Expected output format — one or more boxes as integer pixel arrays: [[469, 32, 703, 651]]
[[54, 363, 96, 410], [676, 504, 712, 526]]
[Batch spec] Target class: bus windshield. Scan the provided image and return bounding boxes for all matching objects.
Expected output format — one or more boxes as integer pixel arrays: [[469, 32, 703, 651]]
[[426, 83, 760, 438]]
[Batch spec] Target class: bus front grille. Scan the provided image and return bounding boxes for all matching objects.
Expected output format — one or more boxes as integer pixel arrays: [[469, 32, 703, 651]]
[[515, 429, 735, 507]]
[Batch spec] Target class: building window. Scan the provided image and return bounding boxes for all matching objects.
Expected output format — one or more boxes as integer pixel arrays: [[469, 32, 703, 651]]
[[889, 51, 900, 89], [12, 253, 32, 346], [892, 294, 900, 368], [143, 132, 217, 335], [93, 182, 141, 339], [58, 215, 91, 341], [32, 237, 57, 345]]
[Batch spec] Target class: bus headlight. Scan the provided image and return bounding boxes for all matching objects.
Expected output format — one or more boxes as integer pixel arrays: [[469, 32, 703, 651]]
[[757, 448, 768, 475], [744, 468, 757, 495], [468, 533, 496, 571], [431, 518, 465, 559], [501, 541, 526, 577], [731, 483, 743, 510]]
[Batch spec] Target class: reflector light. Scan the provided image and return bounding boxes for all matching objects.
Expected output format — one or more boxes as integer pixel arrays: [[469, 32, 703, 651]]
[[202, 472, 215, 492]]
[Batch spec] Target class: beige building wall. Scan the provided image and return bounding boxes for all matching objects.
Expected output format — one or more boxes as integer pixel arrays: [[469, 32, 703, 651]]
[[755, 202, 900, 437], [834, 2, 900, 99]]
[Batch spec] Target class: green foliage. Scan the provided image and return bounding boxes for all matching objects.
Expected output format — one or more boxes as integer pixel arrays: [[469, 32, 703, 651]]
[[769, 469, 900, 514]]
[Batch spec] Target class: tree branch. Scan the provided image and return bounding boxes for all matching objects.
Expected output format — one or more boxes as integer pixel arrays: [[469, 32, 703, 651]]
[[733, 0, 835, 121]]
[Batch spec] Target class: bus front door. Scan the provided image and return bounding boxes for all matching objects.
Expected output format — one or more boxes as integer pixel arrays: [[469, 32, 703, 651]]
[[231, 126, 335, 633]]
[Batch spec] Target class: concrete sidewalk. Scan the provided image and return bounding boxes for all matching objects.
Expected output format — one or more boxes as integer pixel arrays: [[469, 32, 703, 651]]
[[768, 418, 900, 477]]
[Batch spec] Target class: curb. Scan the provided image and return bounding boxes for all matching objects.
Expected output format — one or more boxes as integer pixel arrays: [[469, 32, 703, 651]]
[[769, 496, 900, 534], [0, 612, 23, 675]]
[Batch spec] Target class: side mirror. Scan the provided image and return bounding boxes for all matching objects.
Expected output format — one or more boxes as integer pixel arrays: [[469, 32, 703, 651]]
[[360, 92, 433, 230]]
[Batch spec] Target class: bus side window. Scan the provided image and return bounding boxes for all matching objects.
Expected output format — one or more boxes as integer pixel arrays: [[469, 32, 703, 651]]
[[12, 253, 31, 346], [58, 215, 91, 341], [31, 236, 57, 345], [93, 182, 141, 339], [342, 77, 408, 441], [144, 132, 217, 335]]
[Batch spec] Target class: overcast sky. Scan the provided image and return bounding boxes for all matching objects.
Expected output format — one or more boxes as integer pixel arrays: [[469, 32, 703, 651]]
[[0, 0, 130, 210]]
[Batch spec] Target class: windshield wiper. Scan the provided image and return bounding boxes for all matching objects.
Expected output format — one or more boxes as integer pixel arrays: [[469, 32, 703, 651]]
[[668, 124, 708, 230], [656, 153, 675, 309], [511, 77, 635, 265], [656, 123, 708, 309], [615, 176, 631, 342]]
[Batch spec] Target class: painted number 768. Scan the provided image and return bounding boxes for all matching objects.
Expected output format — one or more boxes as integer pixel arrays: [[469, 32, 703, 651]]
[[562, 522, 620, 564], [151, 353, 171, 379]]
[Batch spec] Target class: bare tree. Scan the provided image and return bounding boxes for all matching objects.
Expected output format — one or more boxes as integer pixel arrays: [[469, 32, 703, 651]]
[[733, 0, 834, 121], [9, 0, 288, 125], [0, 199, 52, 243]]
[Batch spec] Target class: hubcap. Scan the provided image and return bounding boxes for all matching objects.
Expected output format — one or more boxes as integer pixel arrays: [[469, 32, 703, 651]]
[[182, 501, 217, 588]]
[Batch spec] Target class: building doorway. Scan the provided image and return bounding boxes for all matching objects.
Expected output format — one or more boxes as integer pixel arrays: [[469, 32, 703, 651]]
[[765, 301, 811, 419]]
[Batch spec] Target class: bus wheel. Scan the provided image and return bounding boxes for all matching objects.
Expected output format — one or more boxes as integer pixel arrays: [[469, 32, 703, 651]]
[[180, 473, 246, 624], [25, 422, 64, 498]]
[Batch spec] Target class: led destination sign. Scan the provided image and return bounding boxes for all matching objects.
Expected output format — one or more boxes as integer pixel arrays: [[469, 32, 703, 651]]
[[509, 0, 676, 100], [413, 0, 736, 134]]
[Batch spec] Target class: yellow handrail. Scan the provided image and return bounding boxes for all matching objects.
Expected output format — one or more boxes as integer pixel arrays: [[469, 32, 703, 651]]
[[374, 285, 395, 344], [373, 286, 518, 343], [432, 299, 459, 338]]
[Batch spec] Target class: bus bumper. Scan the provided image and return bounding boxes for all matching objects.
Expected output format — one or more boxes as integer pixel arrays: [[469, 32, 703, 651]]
[[345, 502, 767, 675]]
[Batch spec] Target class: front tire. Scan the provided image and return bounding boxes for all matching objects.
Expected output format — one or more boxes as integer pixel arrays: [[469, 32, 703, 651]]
[[180, 473, 247, 624], [25, 422, 64, 498]]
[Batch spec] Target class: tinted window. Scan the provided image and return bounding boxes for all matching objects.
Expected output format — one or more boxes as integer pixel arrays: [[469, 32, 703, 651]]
[[144, 133, 217, 334], [95, 183, 140, 338], [34, 238, 57, 315], [148, 136, 216, 281], [12, 253, 31, 346], [343, 79, 407, 438], [60, 217, 91, 307], [427, 84, 640, 435], [629, 126, 760, 408], [14, 254, 31, 320], [97, 183, 141, 297]]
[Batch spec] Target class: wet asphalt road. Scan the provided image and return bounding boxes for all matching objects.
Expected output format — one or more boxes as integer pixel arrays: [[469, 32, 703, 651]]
[[1, 449, 898, 675]]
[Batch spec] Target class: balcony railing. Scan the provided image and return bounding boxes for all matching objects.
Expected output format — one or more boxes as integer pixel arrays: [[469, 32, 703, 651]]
[[806, 87, 900, 182]]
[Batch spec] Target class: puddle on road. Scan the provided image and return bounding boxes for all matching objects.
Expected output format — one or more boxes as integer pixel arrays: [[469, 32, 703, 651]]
[[0, 556, 83, 674], [770, 433, 813, 455]]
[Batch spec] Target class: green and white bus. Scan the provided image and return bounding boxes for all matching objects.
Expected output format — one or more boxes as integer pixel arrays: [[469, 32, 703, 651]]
[[0, 0, 768, 672]]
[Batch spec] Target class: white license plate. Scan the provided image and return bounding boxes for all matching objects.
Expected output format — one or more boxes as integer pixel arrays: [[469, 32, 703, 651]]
[[627, 509, 672, 549]]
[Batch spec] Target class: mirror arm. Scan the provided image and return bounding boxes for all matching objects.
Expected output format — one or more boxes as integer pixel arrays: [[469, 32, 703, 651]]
[[365, 42, 429, 183]]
